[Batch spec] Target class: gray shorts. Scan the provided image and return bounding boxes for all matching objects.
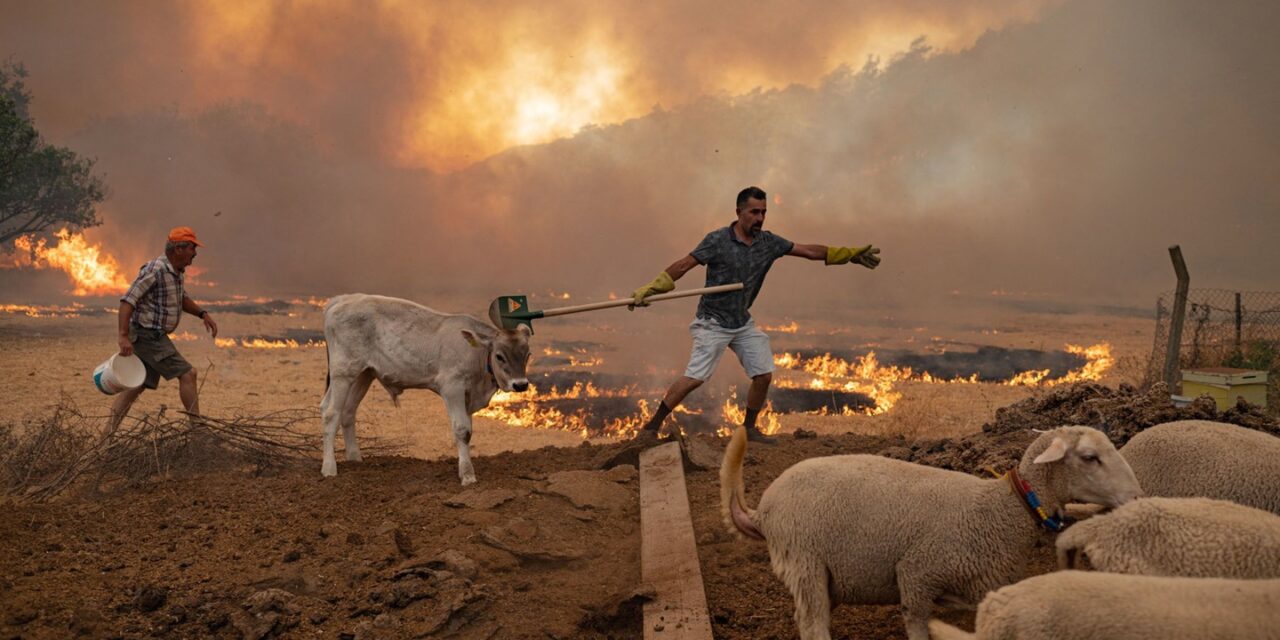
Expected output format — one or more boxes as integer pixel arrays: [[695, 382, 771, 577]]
[[683, 317, 775, 381], [128, 326, 193, 389]]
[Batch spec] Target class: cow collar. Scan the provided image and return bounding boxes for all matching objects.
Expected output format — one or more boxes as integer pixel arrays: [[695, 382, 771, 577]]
[[1007, 468, 1065, 533], [485, 343, 501, 389]]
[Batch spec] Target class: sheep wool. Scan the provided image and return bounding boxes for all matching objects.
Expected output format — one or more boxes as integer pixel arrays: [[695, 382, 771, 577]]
[[1056, 496, 1280, 579], [928, 571, 1280, 640], [1121, 420, 1280, 514], [720, 425, 1143, 640]]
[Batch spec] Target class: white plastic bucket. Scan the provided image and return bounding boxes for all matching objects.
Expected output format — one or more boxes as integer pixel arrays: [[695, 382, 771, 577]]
[[93, 353, 146, 395]]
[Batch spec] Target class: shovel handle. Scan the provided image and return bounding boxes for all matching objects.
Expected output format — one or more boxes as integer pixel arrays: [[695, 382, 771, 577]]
[[538, 283, 744, 318]]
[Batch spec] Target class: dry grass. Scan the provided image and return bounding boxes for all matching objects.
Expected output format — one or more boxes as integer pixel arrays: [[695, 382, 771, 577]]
[[0, 398, 404, 502]]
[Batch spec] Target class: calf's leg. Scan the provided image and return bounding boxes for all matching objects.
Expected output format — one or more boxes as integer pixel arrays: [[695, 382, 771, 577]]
[[441, 387, 477, 485], [321, 375, 352, 477], [341, 371, 375, 462]]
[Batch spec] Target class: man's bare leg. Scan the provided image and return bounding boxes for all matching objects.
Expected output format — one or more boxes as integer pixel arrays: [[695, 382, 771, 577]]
[[662, 376, 705, 410], [637, 376, 704, 439], [743, 372, 776, 443], [110, 385, 145, 430], [178, 368, 200, 417]]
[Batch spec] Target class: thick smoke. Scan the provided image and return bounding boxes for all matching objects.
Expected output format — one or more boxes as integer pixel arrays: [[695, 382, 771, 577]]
[[2, 0, 1277, 314]]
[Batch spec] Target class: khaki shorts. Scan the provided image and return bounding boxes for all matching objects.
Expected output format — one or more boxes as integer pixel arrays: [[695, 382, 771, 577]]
[[683, 317, 775, 381], [129, 326, 193, 389]]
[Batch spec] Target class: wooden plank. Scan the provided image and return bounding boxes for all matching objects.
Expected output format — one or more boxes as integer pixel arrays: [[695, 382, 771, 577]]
[[639, 441, 714, 640]]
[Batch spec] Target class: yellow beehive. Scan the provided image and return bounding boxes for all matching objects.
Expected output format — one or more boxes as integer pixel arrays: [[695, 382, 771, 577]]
[[1180, 367, 1269, 410]]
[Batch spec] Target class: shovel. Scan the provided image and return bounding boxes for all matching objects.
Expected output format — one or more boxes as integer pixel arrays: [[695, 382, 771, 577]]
[[488, 283, 743, 331]]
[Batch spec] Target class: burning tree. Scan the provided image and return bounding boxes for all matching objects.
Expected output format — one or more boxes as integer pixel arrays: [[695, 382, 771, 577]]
[[0, 62, 105, 246]]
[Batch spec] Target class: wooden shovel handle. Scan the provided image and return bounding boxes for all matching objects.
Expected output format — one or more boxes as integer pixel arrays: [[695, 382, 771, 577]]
[[538, 283, 744, 318]]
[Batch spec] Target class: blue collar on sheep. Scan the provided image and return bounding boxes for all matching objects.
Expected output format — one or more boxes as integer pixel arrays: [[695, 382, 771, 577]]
[[1007, 468, 1065, 532]]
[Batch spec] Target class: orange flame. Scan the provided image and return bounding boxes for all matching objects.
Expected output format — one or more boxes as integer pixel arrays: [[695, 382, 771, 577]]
[[214, 337, 325, 349], [287, 296, 330, 308], [772, 343, 1114, 414], [10, 228, 130, 296], [477, 384, 650, 439], [717, 388, 782, 437], [541, 346, 604, 368], [0, 302, 104, 318], [761, 320, 800, 333]]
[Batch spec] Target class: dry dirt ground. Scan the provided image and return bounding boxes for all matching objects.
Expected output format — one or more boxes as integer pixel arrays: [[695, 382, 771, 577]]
[[0, 304, 1176, 638]]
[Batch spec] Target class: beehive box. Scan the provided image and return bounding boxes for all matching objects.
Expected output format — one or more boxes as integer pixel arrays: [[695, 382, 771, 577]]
[[1180, 367, 1269, 410]]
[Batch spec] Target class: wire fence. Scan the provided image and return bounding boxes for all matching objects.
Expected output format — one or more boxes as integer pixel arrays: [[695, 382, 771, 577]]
[[1147, 289, 1280, 410]]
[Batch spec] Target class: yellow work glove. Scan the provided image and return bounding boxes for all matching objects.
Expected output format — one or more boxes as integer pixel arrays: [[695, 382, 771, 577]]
[[630, 271, 676, 309], [826, 245, 881, 269]]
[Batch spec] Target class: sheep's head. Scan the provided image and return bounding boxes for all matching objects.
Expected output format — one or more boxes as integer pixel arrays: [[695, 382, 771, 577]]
[[1025, 426, 1144, 509]]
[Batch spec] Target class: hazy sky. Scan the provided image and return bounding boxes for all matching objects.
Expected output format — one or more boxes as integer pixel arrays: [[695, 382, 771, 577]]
[[2, 0, 1277, 310]]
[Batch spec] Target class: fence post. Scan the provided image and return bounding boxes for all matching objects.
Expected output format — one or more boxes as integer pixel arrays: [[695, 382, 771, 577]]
[[1235, 292, 1243, 352], [1163, 246, 1190, 391]]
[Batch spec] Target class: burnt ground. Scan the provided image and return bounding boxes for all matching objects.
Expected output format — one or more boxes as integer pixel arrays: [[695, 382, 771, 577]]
[[1, 383, 1276, 639]]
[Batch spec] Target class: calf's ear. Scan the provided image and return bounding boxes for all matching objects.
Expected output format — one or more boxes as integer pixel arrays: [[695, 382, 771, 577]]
[[516, 323, 532, 338], [461, 330, 491, 348], [1033, 437, 1069, 464]]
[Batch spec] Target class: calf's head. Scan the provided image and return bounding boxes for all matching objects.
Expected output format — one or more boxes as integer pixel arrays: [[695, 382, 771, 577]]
[[462, 325, 532, 392]]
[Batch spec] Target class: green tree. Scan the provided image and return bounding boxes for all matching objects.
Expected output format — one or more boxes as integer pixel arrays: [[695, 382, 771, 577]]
[[0, 62, 105, 246]]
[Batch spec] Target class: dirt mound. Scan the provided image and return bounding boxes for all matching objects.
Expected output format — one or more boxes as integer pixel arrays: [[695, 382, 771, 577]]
[[908, 382, 1280, 475]]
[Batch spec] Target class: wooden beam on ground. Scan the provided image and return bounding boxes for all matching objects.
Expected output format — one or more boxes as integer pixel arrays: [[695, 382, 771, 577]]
[[639, 441, 714, 640]]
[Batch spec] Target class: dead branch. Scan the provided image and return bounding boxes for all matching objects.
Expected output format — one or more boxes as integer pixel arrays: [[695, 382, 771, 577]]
[[1, 398, 406, 502]]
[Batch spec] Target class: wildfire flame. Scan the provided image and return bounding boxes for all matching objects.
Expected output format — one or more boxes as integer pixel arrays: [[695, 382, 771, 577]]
[[214, 337, 325, 349], [773, 343, 1114, 415], [9, 228, 130, 296], [541, 346, 603, 367], [761, 320, 800, 333], [477, 382, 650, 439], [287, 296, 330, 308], [0, 302, 106, 318], [717, 388, 782, 437]]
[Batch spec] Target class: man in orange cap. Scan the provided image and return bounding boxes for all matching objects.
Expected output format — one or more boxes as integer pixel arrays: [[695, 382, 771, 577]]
[[110, 226, 219, 427]]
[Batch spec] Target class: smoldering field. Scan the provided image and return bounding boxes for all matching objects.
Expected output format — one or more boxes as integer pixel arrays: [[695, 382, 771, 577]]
[[0, 295, 1153, 454]]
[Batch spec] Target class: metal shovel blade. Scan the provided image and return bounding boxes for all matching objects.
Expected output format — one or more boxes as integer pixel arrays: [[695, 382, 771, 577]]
[[488, 294, 541, 331]]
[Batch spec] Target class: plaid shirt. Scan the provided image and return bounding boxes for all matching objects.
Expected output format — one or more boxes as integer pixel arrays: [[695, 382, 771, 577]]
[[121, 255, 186, 333], [689, 224, 794, 329]]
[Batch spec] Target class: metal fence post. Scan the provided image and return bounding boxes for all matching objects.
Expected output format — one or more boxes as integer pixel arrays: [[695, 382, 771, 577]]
[[1235, 292, 1243, 352], [1163, 246, 1190, 391]]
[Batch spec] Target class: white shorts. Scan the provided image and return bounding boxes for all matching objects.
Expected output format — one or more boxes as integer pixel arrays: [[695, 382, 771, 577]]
[[683, 317, 775, 381]]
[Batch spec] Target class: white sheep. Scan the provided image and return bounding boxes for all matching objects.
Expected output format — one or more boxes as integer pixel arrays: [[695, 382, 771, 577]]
[[720, 425, 1143, 640], [1055, 496, 1280, 579], [928, 571, 1280, 639], [1120, 420, 1280, 514]]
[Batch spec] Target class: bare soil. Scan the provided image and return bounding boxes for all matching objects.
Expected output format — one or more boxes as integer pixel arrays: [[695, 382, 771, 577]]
[[5, 305, 1250, 639]]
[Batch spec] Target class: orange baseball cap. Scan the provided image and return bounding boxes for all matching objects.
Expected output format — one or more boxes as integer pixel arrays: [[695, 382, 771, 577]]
[[168, 226, 204, 247]]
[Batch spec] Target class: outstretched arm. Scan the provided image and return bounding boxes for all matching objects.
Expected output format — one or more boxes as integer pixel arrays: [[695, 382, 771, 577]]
[[787, 244, 828, 260], [793, 243, 881, 269]]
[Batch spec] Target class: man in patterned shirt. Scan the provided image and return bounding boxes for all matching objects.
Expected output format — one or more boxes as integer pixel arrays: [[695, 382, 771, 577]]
[[110, 226, 219, 427], [630, 186, 880, 444]]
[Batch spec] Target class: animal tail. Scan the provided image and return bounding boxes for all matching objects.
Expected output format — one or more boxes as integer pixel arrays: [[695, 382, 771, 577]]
[[928, 620, 976, 640], [720, 426, 764, 541]]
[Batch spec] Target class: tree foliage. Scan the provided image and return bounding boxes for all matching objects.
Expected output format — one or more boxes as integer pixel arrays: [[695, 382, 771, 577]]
[[0, 62, 105, 247]]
